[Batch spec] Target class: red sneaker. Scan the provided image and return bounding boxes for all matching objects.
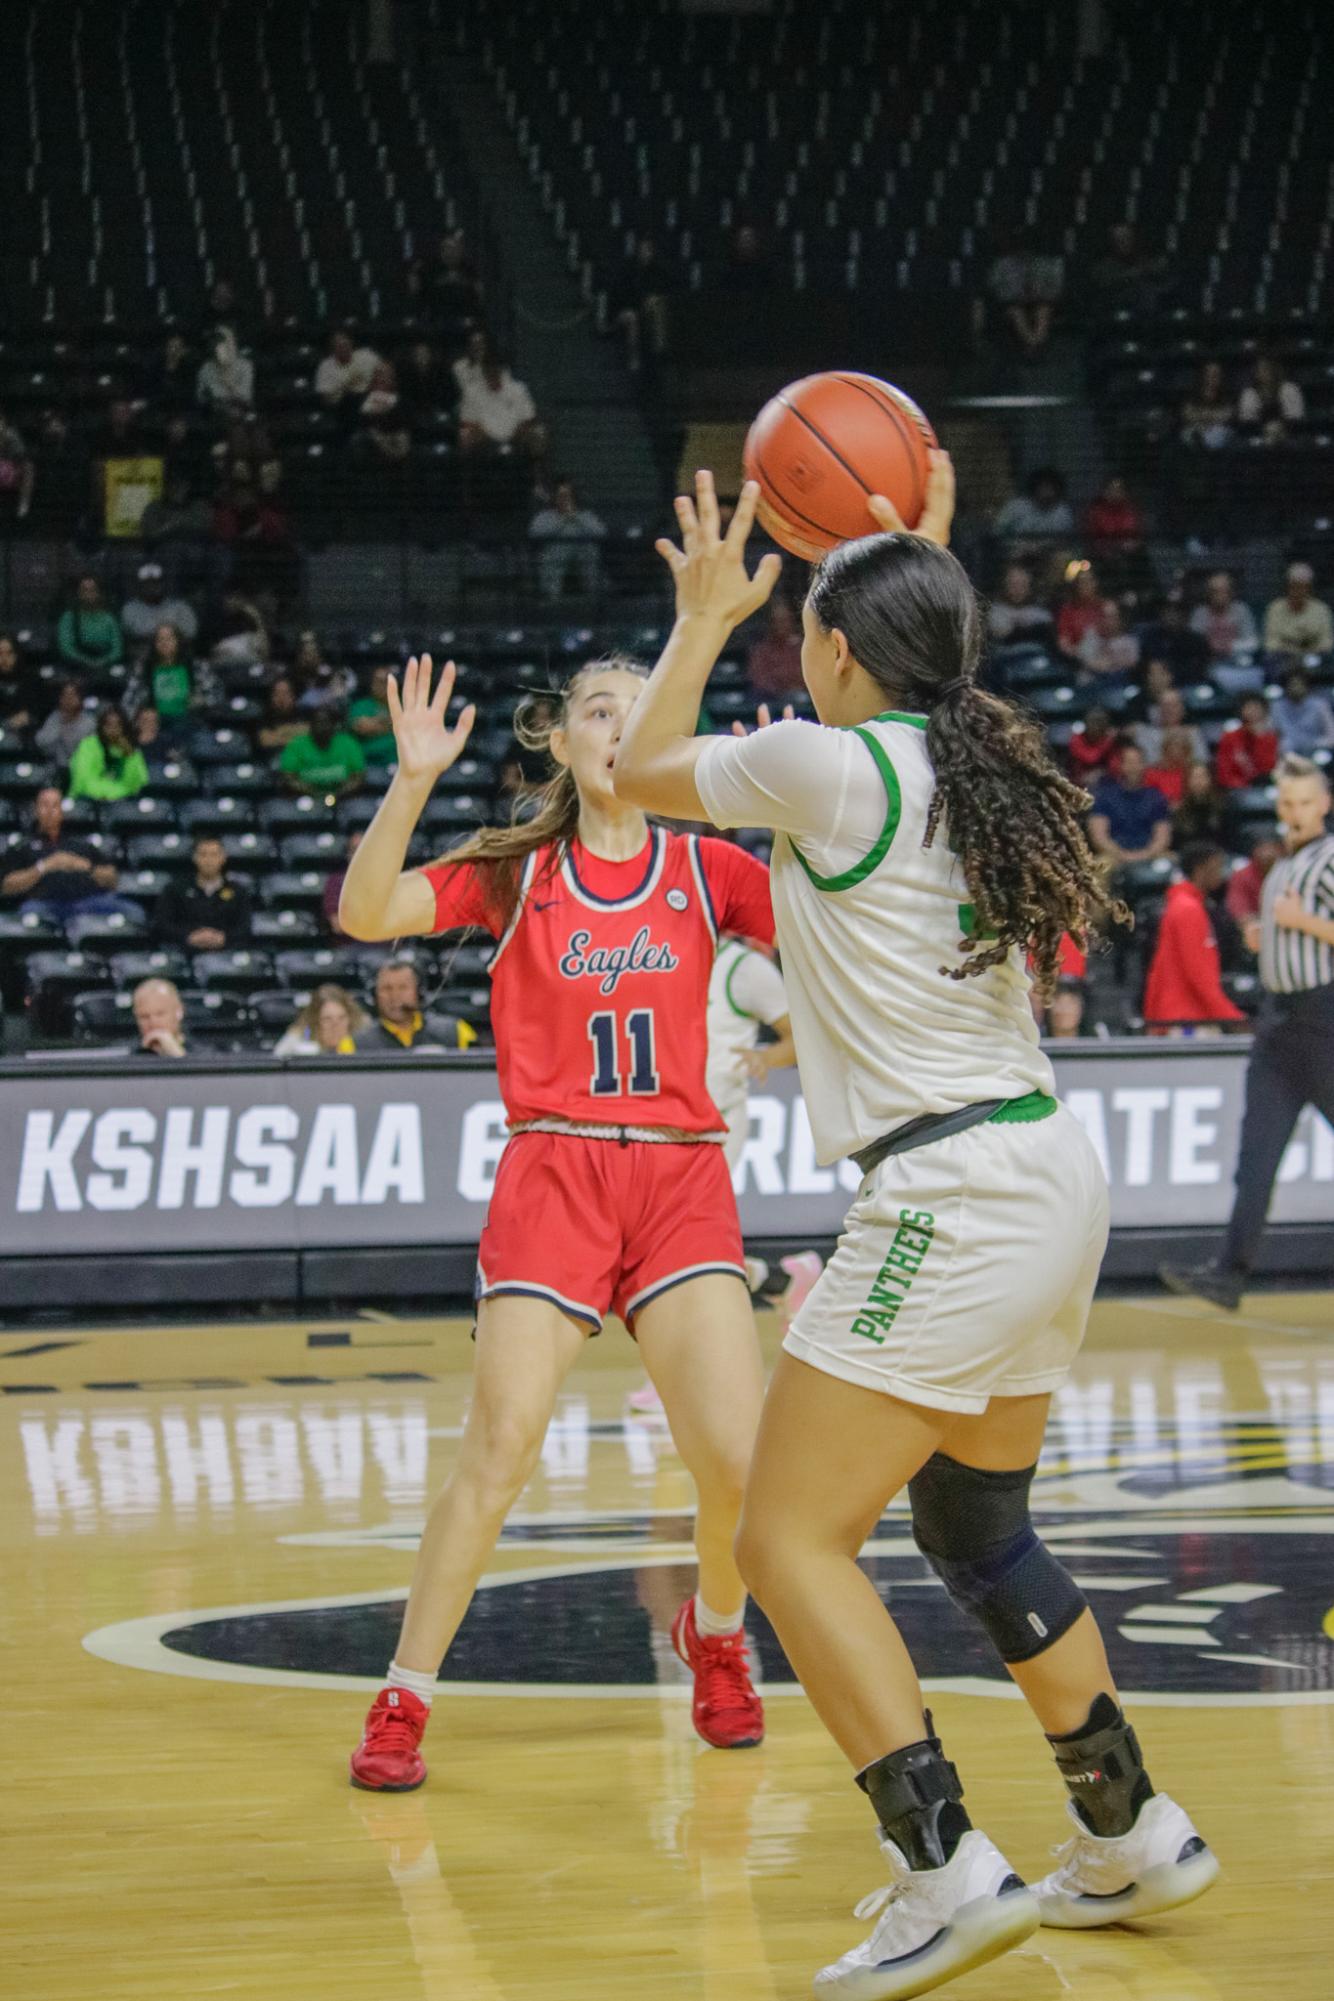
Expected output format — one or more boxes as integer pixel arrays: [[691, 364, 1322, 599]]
[[670, 1597, 765, 1749], [349, 1687, 430, 1792]]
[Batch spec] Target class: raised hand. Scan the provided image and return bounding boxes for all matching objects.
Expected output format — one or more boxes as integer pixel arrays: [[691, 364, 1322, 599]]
[[866, 447, 956, 547], [731, 702, 797, 736], [386, 654, 476, 786], [656, 472, 783, 631]]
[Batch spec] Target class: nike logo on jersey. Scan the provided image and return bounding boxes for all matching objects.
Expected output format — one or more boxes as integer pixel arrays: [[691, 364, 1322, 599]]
[[559, 926, 681, 995]]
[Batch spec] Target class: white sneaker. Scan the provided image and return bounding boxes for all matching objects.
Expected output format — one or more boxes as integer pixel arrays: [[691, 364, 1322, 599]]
[[814, 1829, 1038, 2000], [1032, 1793, 1220, 1929]]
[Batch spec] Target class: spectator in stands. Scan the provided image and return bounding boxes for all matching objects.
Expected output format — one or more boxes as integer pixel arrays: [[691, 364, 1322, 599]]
[[121, 561, 199, 648], [1137, 592, 1212, 683], [91, 396, 149, 460], [1143, 842, 1246, 1034], [746, 596, 806, 703], [451, 327, 492, 399], [419, 229, 483, 329], [273, 982, 368, 1057], [57, 573, 123, 672], [153, 834, 252, 951], [124, 621, 214, 743], [1190, 570, 1259, 664], [206, 591, 269, 670], [727, 224, 774, 295], [1082, 474, 1152, 594], [278, 705, 365, 797], [1173, 760, 1228, 848], [1273, 665, 1334, 756], [353, 958, 474, 1052], [291, 630, 354, 711], [1088, 223, 1170, 318], [987, 563, 1053, 647], [1215, 693, 1279, 790], [397, 340, 459, 428], [1055, 565, 1111, 664], [529, 478, 608, 600], [35, 678, 95, 769], [347, 667, 397, 767], [133, 977, 187, 1058], [315, 327, 382, 409], [1067, 705, 1122, 787], [1225, 831, 1283, 941], [139, 464, 214, 549], [153, 332, 196, 412], [1077, 600, 1141, 685], [69, 704, 150, 801], [0, 633, 35, 734], [1, 784, 140, 936], [993, 467, 1074, 554], [1237, 353, 1304, 441], [1264, 562, 1334, 661], [257, 674, 304, 754], [982, 229, 1064, 358], [212, 460, 293, 567], [1180, 360, 1235, 448], [133, 703, 172, 773], [196, 326, 254, 412], [322, 829, 363, 935], [356, 361, 412, 462], [613, 234, 672, 373], [1138, 686, 1205, 767], [0, 407, 34, 524], [1088, 742, 1172, 865], [458, 349, 546, 463], [1144, 725, 1196, 808], [1032, 935, 1088, 1039]]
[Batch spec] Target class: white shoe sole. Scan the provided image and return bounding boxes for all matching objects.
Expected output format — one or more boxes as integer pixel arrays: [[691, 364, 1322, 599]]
[[1037, 1842, 1220, 1930], [815, 1884, 1039, 2000]]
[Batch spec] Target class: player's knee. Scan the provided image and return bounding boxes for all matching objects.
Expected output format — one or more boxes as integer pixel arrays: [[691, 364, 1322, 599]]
[[465, 1408, 547, 1504], [908, 1452, 1087, 1663], [733, 1508, 778, 1601]]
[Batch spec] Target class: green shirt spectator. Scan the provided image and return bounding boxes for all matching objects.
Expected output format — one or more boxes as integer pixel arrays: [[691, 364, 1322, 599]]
[[56, 574, 124, 671], [348, 665, 397, 766], [279, 711, 366, 795], [69, 707, 150, 800]]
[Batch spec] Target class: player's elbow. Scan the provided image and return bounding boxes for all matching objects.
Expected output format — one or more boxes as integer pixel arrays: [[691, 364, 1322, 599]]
[[337, 885, 379, 941], [610, 747, 648, 805]]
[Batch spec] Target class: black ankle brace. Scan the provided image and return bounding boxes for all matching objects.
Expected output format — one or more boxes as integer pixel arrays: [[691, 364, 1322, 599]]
[[856, 1711, 973, 1870], [1047, 1692, 1154, 1838]]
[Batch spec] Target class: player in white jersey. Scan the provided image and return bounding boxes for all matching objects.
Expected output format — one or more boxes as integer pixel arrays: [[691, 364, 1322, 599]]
[[615, 469, 1217, 2001]]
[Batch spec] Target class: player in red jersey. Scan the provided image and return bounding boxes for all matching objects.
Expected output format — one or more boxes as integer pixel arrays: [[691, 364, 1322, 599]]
[[339, 651, 777, 1789]]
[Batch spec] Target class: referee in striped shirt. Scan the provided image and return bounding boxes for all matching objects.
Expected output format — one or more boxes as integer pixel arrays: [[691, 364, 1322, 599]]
[[1163, 754, 1334, 1309]]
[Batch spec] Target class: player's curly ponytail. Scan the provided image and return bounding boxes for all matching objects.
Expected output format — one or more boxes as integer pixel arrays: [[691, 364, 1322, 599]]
[[435, 656, 649, 926], [807, 534, 1123, 997]]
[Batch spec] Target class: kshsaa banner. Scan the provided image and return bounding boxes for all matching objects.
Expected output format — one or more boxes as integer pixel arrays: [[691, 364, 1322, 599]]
[[0, 1045, 1331, 1257]]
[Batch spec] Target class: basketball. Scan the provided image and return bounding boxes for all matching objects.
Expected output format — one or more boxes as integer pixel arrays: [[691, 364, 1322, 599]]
[[743, 370, 938, 561]]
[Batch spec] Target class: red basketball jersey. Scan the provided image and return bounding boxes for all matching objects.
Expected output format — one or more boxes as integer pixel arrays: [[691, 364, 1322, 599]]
[[422, 829, 773, 1130]]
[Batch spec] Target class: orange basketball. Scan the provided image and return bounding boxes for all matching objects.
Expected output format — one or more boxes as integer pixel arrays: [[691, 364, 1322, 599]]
[[743, 370, 937, 562]]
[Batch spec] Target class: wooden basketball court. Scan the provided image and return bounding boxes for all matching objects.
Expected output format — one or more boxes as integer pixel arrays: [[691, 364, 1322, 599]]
[[5, 1289, 1333, 1999]]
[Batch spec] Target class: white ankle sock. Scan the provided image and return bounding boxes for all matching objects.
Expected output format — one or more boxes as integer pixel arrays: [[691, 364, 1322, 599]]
[[694, 1593, 744, 1638], [386, 1658, 438, 1705]]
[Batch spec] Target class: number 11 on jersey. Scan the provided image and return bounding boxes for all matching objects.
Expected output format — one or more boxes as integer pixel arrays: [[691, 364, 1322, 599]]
[[588, 1009, 660, 1096]]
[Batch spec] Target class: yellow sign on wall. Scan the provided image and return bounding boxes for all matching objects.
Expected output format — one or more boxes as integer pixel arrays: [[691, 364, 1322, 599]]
[[102, 456, 164, 538]]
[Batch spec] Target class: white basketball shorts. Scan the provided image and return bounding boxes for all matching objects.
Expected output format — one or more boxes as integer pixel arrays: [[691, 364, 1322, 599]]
[[783, 1102, 1110, 1414]]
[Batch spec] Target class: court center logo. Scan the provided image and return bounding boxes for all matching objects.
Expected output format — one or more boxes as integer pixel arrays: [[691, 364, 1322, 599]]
[[84, 1417, 1334, 1707]]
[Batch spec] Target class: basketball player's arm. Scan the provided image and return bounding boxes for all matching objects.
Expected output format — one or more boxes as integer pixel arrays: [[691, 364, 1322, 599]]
[[339, 654, 479, 940], [614, 474, 783, 820]]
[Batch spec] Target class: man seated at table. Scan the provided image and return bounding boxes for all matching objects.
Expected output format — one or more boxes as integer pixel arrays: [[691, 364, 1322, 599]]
[[133, 977, 188, 1057], [353, 959, 475, 1052]]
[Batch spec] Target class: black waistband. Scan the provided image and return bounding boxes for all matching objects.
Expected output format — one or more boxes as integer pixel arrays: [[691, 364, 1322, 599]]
[[851, 1099, 1008, 1178]]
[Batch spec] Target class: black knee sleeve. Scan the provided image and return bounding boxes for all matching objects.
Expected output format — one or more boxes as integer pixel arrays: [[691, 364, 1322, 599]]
[[908, 1453, 1087, 1664]]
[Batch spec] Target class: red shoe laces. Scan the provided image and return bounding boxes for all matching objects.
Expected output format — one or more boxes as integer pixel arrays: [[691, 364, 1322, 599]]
[[695, 1632, 758, 1718], [368, 1704, 422, 1754]]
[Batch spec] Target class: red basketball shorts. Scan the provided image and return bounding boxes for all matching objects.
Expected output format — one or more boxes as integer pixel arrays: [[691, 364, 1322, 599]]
[[476, 1132, 746, 1332]]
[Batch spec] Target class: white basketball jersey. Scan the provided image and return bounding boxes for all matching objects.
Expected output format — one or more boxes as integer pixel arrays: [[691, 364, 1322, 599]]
[[705, 940, 788, 1116], [706, 713, 1054, 1165]]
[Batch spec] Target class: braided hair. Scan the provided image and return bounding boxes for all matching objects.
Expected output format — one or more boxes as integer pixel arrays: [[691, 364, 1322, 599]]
[[806, 534, 1123, 997]]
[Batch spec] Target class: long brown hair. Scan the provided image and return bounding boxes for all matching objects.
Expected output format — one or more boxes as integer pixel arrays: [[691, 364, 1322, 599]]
[[807, 534, 1125, 998], [433, 656, 649, 927]]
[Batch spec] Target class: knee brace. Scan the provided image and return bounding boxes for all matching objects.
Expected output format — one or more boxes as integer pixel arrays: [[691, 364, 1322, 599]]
[[908, 1453, 1087, 1663]]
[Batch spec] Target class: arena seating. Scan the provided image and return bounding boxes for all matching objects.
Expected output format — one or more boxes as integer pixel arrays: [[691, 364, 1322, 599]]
[[441, 0, 1334, 331]]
